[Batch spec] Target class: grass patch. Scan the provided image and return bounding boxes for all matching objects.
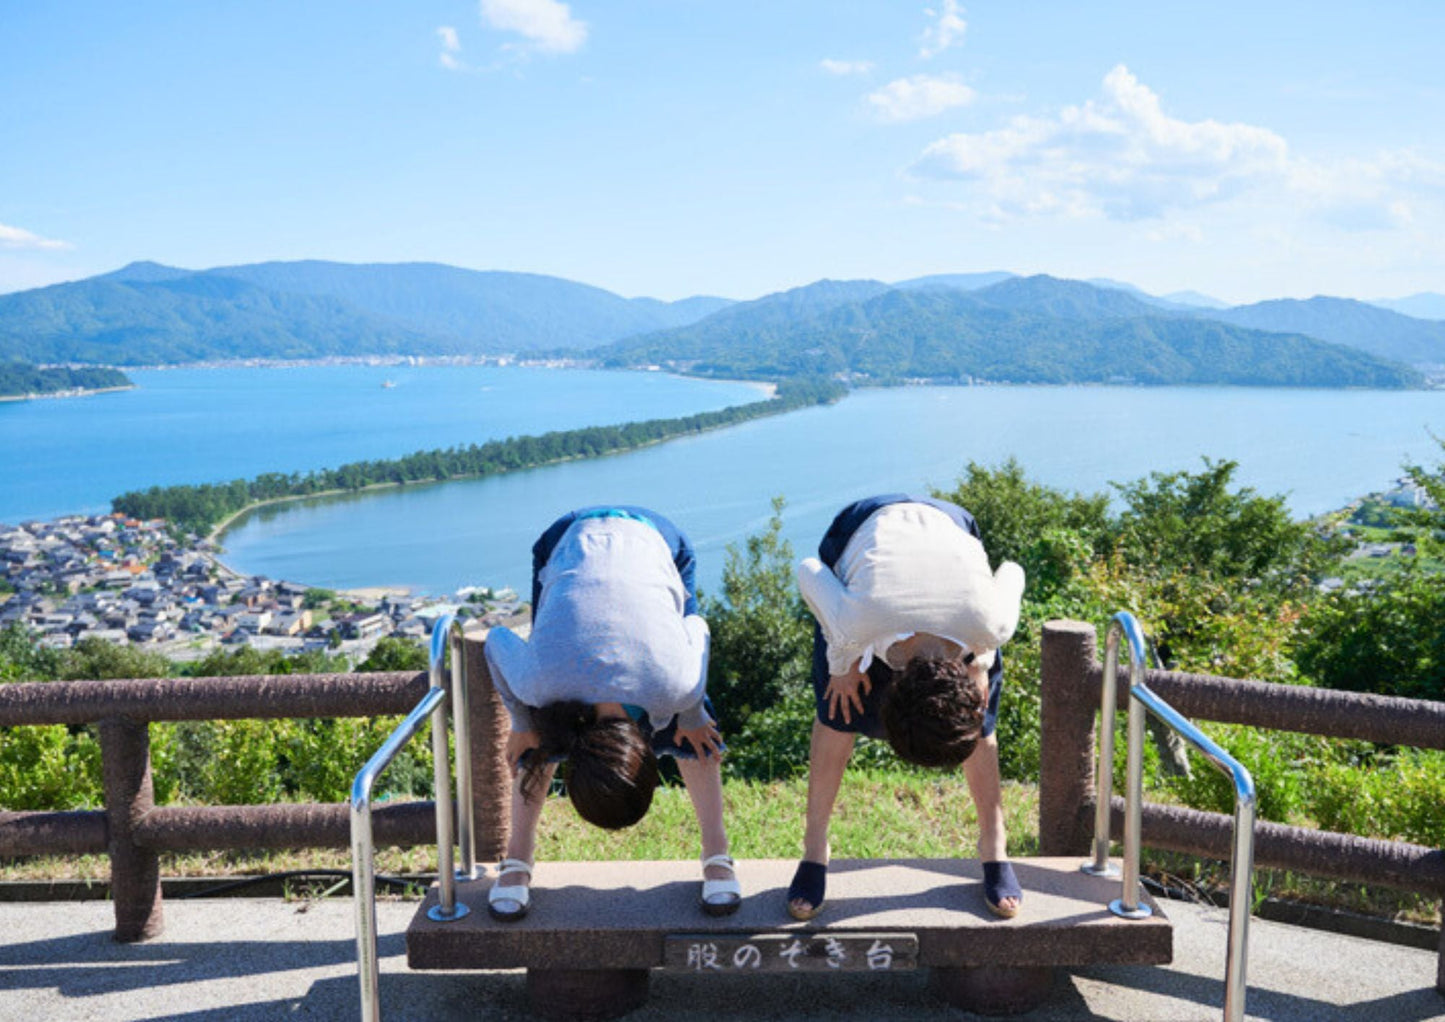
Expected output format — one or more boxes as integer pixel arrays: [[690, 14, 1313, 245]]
[[1, 771, 1039, 882]]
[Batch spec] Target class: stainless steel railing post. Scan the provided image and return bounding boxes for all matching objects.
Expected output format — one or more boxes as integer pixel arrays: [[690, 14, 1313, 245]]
[[1110, 680, 1152, 919], [1224, 749, 1258, 1022], [447, 618, 478, 880], [351, 617, 476, 1021], [1100, 609, 1257, 1022], [426, 617, 468, 921], [350, 685, 449, 1022]]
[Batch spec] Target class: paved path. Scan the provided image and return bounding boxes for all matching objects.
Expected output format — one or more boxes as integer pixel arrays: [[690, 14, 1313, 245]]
[[0, 896, 1440, 1021]]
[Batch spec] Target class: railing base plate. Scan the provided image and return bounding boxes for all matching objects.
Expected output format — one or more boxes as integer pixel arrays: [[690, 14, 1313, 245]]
[[426, 902, 471, 923], [1108, 898, 1154, 920]]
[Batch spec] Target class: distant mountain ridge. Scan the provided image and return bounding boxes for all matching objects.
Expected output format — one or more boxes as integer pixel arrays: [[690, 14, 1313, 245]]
[[0, 260, 1439, 385], [1369, 293, 1445, 322], [1208, 297, 1445, 366], [0, 260, 732, 364], [602, 277, 1422, 389]]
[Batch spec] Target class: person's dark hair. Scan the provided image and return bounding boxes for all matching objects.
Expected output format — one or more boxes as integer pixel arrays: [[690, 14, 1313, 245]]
[[524, 700, 659, 829], [880, 657, 986, 768]]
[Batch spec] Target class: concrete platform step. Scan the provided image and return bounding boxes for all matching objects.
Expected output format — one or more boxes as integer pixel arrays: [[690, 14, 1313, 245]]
[[407, 857, 1171, 1016]]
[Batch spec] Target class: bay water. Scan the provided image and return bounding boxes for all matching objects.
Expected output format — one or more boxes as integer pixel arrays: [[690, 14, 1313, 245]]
[[219, 384, 1445, 597], [4, 366, 1442, 597], [0, 365, 763, 523]]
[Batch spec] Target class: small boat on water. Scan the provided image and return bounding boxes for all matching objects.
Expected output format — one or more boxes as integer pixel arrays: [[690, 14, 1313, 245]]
[[381, 380, 396, 389]]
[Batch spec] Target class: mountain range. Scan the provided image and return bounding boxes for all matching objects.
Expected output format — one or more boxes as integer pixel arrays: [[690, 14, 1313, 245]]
[[0, 261, 731, 364], [600, 277, 1423, 388], [1, 260, 1441, 388]]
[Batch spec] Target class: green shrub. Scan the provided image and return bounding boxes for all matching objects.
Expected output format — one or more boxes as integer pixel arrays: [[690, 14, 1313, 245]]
[[1307, 748, 1445, 846], [702, 497, 813, 735], [1294, 570, 1445, 700], [0, 725, 103, 810], [196, 719, 285, 804], [1158, 723, 1321, 824]]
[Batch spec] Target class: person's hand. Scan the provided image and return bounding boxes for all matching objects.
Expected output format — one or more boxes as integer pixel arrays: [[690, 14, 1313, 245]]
[[676, 720, 723, 759], [824, 661, 871, 725], [506, 729, 540, 775]]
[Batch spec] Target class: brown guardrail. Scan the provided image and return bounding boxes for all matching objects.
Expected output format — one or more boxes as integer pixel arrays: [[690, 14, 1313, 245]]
[[0, 637, 511, 942], [1038, 619, 1445, 995]]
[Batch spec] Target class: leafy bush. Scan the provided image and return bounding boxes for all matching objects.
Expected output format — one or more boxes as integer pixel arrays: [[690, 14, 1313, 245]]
[[1307, 749, 1445, 847], [1294, 570, 1445, 700], [0, 725, 103, 810], [702, 497, 813, 735], [936, 458, 1110, 602], [356, 636, 428, 673]]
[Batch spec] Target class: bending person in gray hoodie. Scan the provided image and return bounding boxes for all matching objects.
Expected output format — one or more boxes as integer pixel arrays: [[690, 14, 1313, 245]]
[[483, 506, 740, 922]]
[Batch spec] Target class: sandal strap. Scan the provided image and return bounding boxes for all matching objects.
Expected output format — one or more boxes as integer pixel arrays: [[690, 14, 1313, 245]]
[[497, 857, 533, 878], [701, 853, 735, 871], [488, 883, 531, 904], [703, 878, 742, 900]]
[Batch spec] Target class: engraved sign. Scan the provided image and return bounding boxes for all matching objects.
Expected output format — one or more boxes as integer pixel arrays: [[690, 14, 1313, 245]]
[[664, 933, 919, 973]]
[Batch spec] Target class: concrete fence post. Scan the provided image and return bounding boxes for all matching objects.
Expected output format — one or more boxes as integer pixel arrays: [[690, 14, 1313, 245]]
[[464, 634, 511, 863], [1038, 620, 1100, 857], [98, 716, 163, 942]]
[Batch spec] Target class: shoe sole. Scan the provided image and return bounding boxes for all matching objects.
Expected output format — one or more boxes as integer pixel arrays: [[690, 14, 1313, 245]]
[[986, 899, 1020, 919], [701, 897, 742, 918], [787, 901, 823, 921], [487, 900, 529, 923]]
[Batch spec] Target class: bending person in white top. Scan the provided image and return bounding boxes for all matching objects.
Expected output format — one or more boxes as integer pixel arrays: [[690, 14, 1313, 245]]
[[789, 495, 1026, 921], [483, 506, 740, 923]]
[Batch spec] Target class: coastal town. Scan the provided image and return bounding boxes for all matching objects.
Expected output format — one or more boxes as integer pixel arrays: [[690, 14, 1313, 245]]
[[0, 512, 524, 662], [2, 476, 1434, 663]]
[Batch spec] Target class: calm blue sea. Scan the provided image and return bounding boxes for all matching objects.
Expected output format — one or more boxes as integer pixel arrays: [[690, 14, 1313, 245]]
[[5, 367, 1443, 596], [221, 383, 1445, 597], [0, 365, 763, 523]]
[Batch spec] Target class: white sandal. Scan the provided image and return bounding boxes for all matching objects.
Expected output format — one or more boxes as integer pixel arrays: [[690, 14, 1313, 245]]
[[488, 857, 533, 922], [700, 853, 742, 917]]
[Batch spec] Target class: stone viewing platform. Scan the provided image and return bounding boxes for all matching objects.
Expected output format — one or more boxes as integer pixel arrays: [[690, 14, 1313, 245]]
[[408, 857, 1172, 1016]]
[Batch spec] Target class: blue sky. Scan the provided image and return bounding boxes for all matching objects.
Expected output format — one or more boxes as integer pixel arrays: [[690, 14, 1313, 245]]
[[2, 1, 1442, 303]]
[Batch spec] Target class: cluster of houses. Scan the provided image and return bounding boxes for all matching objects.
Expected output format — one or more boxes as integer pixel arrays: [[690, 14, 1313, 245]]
[[0, 513, 524, 660]]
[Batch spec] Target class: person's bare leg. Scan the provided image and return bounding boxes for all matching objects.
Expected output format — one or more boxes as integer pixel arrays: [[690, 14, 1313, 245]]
[[961, 733, 1018, 913], [789, 719, 856, 915], [500, 763, 555, 892], [676, 754, 732, 883]]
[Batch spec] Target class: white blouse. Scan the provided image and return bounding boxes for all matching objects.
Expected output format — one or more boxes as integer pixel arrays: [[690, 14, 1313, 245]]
[[797, 502, 1025, 677]]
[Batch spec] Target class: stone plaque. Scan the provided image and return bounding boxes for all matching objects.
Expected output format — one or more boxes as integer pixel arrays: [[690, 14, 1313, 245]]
[[664, 933, 918, 973]]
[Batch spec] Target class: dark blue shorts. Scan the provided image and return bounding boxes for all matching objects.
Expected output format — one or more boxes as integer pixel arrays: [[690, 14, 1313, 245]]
[[810, 494, 1004, 740]]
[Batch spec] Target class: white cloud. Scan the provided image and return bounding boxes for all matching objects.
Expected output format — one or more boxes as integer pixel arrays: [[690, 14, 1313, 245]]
[[820, 58, 874, 77], [437, 25, 464, 70], [0, 223, 70, 251], [480, 0, 587, 55], [867, 74, 976, 123], [915, 65, 1297, 220], [919, 0, 966, 60], [911, 65, 1445, 234]]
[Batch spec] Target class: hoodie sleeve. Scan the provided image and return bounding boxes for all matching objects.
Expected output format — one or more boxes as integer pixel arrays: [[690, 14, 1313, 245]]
[[482, 626, 536, 732], [669, 614, 712, 731], [797, 557, 867, 678]]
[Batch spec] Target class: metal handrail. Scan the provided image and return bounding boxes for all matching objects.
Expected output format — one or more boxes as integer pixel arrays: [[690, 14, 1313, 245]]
[[439, 615, 478, 880], [350, 616, 472, 1022], [1083, 611, 1257, 1022]]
